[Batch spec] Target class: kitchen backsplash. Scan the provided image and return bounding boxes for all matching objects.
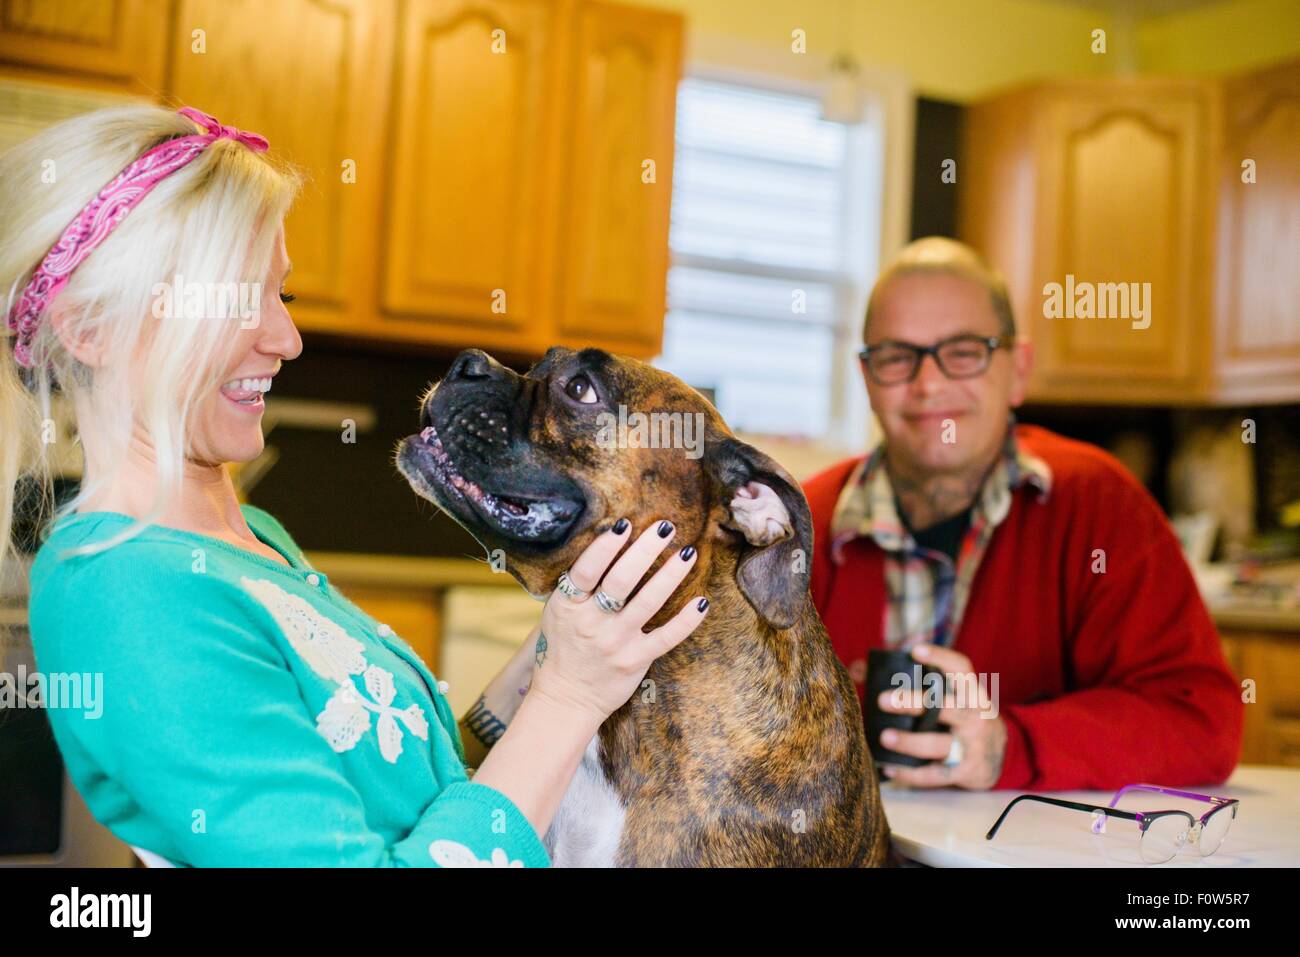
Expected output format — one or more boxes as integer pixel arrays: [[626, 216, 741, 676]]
[[244, 338, 522, 558]]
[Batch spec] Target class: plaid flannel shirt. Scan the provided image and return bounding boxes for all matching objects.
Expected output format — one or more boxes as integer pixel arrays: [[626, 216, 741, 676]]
[[828, 419, 1053, 651]]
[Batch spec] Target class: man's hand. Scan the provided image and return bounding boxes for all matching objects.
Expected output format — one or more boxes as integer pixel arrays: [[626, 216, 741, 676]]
[[876, 643, 1007, 790]]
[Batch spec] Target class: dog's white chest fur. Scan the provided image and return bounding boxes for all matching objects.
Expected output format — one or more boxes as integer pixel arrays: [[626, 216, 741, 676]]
[[543, 734, 625, 867]]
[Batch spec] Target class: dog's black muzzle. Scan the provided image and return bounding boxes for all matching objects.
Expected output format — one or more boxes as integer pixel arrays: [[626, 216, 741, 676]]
[[398, 349, 586, 548]]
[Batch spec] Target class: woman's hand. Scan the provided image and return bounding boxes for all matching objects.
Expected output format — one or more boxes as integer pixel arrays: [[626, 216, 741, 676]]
[[528, 517, 708, 725]]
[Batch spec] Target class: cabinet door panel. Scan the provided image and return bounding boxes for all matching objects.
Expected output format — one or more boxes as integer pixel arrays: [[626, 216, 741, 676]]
[[383, 0, 557, 339], [0, 0, 168, 91], [1214, 60, 1300, 403], [554, 0, 681, 353], [1034, 89, 1209, 400], [170, 0, 393, 328], [1230, 631, 1300, 767]]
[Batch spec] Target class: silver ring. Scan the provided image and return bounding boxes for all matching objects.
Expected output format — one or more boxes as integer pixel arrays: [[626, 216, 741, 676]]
[[556, 570, 588, 601], [593, 590, 625, 614], [943, 737, 964, 767]]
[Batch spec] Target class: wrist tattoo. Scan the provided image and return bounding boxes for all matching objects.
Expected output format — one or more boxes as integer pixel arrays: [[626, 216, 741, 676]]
[[465, 694, 507, 748], [534, 629, 548, 668]]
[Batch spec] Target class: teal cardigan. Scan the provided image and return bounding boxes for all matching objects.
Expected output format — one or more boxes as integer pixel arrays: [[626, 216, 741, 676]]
[[28, 505, 550, 868]]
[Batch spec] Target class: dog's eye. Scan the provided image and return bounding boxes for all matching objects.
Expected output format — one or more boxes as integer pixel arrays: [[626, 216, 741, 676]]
[[564, 375, 599, 405]]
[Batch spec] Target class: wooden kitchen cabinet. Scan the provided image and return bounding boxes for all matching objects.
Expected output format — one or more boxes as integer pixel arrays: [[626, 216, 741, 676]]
[[379, 0, 682, 357], [959, 79, 1216, 405], [0, 0, 683, 360], [1211, 58, 1300, 404], [959, 59, 1300, 406], [0, 0, 169, 93], [168, 0, 395, 340], [552, 0, 681, 355], [380, 0, 563, 356], [1219, 629, 1300, 768]]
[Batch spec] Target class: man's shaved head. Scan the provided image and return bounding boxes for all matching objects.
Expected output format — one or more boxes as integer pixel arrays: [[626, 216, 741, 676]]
[[864, 237, 1015, 342]]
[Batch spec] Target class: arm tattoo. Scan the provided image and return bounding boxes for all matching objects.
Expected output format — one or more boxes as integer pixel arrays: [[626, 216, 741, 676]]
[[465, 694, 508, 748], [534, 628, 548, 668]]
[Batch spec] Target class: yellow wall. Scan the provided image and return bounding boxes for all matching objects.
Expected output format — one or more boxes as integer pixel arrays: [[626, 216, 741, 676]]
[[626, 0, 1300, 100], [1137, 0, 1300, 76]]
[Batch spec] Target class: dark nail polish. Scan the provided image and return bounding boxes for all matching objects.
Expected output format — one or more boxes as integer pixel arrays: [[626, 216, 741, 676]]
[[612, 518, 629, 535], [657, 520, 673, 538], [696, 597, 709, 613], [679, 545, 695, 561]]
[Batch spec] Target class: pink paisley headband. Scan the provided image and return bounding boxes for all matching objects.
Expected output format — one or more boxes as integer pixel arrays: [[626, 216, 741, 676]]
[[5, 106, 270, 370]]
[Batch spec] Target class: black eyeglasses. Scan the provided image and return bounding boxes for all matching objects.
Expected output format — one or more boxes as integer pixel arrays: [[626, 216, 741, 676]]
[[858, 334, 1013, 385], [985, 786, 1240, 865]]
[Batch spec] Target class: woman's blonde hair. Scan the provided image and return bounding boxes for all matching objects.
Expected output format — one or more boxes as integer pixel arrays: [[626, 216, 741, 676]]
[[0, 103, 302, 586]]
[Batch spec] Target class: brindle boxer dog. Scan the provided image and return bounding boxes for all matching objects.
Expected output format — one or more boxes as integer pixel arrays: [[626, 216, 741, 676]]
[[397, 346, 890, 867]]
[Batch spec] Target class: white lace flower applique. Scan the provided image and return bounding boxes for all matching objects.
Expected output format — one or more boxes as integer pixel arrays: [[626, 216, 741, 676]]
[[241, 577, 429, 763], [429, 840, 524, 868]]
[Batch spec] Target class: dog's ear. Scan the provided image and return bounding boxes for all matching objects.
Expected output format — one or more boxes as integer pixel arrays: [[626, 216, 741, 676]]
[[704, 434, 813, 629]]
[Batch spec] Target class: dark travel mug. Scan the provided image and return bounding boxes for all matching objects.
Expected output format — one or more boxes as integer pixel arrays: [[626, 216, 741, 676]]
[[864, 648, 946, 769]]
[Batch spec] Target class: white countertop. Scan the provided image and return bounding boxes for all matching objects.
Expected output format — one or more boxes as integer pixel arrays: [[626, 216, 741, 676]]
[[881, 765, 1299, 867]]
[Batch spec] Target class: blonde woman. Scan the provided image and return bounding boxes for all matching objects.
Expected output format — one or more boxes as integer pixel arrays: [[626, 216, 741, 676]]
[[1, 104, 708, 867]]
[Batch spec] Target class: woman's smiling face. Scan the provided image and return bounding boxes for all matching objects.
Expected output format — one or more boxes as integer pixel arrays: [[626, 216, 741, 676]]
[[188, 228, 302, 467]]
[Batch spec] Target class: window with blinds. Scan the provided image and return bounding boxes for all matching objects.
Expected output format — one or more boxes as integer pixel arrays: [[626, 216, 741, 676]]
[[654, 77, 876, 440]]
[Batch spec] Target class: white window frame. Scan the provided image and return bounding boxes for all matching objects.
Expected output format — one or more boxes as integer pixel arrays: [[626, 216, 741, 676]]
[[672, 34, 915, 458]]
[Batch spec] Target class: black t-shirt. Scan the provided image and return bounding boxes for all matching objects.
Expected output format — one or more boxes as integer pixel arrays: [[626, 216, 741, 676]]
[[902, 504, 972, 564]]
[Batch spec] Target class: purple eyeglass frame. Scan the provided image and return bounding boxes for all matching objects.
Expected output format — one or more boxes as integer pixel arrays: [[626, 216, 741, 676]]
[[986, 782, 1240, 862], [1107, 783, 1239, 819]]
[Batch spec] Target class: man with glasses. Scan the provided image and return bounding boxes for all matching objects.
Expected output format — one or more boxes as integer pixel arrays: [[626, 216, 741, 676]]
[[804, 237, 1242, 792]]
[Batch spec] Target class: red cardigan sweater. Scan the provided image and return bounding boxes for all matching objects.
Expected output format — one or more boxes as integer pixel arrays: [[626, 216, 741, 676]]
[[804, 424, 1243, 792]]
